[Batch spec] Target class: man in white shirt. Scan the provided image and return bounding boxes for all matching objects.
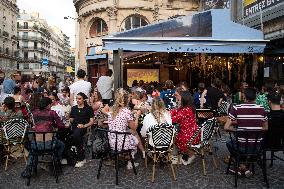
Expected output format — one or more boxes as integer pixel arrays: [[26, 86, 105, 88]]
[[96, 69, 113, 104], [69, 69, 91, 106]]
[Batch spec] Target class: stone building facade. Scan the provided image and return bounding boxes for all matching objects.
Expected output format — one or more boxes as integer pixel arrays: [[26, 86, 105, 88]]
[[0, 0, 19, 76], [73, 0, 200, 72], [17, 12, 71, 79]]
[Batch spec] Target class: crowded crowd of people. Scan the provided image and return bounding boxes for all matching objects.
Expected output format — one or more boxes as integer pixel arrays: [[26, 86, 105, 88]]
[[0, 69, 284, 179]]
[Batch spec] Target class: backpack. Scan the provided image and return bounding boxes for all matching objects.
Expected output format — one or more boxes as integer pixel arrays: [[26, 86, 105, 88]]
[[92, 129, 110, 159]]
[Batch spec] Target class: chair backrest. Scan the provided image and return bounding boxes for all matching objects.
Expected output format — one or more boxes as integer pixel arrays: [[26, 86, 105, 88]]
[[201, 118, 216, 144], [3, 118, 29, 141], [265, 111, 284, 150], [229, 129, 265, 155], [27, 131, 59, 154], [95, 128, 132, 153], [146, 123, 176, 152], [217, 101, 230, 116], [196, 109, 215, 125]]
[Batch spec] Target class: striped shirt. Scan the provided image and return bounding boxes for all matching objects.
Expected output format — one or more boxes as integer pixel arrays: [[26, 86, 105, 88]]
[[228, 103, 267, 147]]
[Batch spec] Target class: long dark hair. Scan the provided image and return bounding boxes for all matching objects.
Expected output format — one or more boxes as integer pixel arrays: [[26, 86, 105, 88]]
[[180, 90, 195, 113], [77, 92, 89, 107]]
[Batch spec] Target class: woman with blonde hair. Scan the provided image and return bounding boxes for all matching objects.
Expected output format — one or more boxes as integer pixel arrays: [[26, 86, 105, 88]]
[[103, 88, 143, 169], [141, 97, 172, 138]]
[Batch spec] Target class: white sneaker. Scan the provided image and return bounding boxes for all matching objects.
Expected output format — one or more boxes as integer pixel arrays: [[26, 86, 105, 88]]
[[181, 158, 190, 165], [127, 161, 139, 169], [60, 159, 68, 165], [187, 155, 196, 164], [75, 159, 87, 168]]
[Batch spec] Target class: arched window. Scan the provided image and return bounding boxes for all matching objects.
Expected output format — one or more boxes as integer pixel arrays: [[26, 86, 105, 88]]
[[121, 15, 148, 31], [89, 18, 108, 37]]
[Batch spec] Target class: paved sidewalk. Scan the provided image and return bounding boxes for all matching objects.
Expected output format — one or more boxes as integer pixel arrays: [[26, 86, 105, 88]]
[[1, 135, 284, 189]]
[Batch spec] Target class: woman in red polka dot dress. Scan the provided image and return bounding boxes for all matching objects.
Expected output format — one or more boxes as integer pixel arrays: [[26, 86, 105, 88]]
[[171, 90, 200, 165]]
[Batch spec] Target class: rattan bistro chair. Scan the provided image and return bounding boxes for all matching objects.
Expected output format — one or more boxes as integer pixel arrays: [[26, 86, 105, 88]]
[[179, 118, 218, 176], [145, 123, 177, 182], [2, 118, 29, 171]]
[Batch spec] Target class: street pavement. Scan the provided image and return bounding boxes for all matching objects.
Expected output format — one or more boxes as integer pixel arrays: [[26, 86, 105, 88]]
[[1, 132, 284, 189]]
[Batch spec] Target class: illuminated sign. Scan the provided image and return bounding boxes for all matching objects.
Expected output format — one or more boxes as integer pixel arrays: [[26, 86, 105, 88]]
[[127, 69, 159, 87], [243, 0, 282, 17]]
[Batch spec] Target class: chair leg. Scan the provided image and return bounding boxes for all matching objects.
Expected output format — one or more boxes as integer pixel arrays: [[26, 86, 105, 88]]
[[201, 148, 206, 176], [145, 154, 148, 168], [270, 151, 274, 167], [52, 158, 59, 183], [151, 153, 157, 183], [130, 152, 137, 175], [168, 153, 176, 181], [226, 155, 232, 175], [115, 154, 119, 185], [209, 143, 218, 169], [5, 146, 10, 171], [21, 144, 27, 164], [262, 152, 269, 188], [177, 153, 181, 167], [234, 157, 240, 188], [97, 158, 103, 179]]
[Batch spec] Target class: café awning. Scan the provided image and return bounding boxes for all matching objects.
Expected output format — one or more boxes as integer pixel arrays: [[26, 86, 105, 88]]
[[102, 9, 268, 54]]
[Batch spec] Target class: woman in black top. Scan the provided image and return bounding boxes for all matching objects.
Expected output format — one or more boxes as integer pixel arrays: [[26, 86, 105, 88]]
[[69, 92, 94, 168]]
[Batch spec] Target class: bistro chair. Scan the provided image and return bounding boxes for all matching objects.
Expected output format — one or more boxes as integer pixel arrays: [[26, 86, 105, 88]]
[[217, 101, 231, 116], [25, 131, 63, 186], [263, 115, 284, 167], [2, 118, 29, 171], [195, 108, 215, 124], [226, 129, 269, 188], [145, 123, 176, 182], [180, 118, 218, 176], [95, 128, 137, 185]]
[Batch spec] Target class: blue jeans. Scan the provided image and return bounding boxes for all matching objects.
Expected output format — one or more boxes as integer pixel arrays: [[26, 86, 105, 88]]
[[27, 139, 65, 167]]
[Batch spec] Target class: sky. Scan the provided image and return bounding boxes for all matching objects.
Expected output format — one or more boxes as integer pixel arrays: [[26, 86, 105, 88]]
[[17, 0, 76, 48]]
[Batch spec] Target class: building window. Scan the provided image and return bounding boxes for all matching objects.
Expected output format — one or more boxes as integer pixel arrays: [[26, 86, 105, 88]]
[[121, 15, 148, 31], [24, 52, 28, 59], [5, 48, 9, 55], [23, 41, 28, 48], [17, 22, 19, 28], [89, 18, 108, 37], [34, 42, 37, 49], [34, 63, 40, 69], [24, 22, 28, 29], [23, 63, 29, 69]]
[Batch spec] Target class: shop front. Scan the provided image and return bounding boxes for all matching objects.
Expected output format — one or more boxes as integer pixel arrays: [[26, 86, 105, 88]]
[[102, 9, 268, 89], [86, 47, 108, 85]]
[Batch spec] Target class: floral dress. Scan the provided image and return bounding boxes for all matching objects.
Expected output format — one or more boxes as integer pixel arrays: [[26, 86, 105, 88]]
[[256, 93, 270, 112], [108, 108, 138, 151], [171, 107, 200, 153]]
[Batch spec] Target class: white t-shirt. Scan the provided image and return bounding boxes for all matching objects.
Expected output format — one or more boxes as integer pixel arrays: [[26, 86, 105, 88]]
[[141, 111, 172, 138], [69, 79, 91, 106], [96, 76, 113, 100]]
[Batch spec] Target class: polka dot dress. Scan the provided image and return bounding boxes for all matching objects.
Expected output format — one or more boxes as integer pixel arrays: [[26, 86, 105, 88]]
[[108, 108, 138, 151]]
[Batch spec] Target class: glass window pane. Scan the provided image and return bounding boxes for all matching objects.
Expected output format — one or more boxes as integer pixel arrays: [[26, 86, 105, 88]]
[[125, 17, 131, 30]]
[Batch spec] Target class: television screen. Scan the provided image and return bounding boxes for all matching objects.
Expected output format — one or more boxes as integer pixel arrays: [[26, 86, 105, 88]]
[[127, 69, 159, 87]]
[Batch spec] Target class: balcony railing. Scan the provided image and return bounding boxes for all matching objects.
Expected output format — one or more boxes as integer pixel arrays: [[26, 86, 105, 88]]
[[18, 35, 42, 41]]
